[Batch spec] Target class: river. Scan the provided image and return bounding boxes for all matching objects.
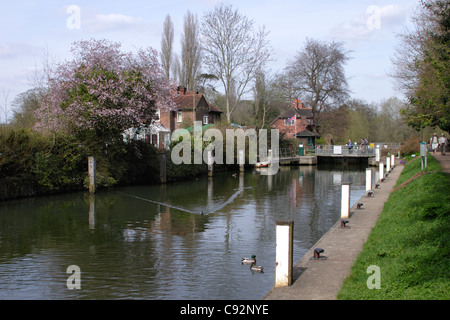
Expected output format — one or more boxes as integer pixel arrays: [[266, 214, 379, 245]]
[[0, 165, 376, 299]]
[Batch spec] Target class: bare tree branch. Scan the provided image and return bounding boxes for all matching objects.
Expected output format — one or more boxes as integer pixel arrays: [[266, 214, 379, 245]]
[[201, 4, 272, 123], [180, 11, 202, 91], [285, 38, 351, 116], [160, 14, 174, 80]]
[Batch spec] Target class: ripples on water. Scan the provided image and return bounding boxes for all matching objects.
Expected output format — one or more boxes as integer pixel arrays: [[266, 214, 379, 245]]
[[0, 166, 376, 299]]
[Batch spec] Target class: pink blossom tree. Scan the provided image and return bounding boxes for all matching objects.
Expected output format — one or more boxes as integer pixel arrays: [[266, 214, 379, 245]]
[[35, 39, 176, 137]]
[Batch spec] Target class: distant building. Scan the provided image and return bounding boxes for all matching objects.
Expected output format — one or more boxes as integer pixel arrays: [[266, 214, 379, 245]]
[[123, 86, 222, 149], [270, 99, 319, 150], [159, 86, 222, 132], [122, 123, 171, 150]]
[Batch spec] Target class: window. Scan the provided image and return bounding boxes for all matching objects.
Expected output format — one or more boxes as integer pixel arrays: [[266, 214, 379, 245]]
[[284, 118, 295, 126], [155, 109, 160, 122], [203, 114, 209, 125], [177, 111, 182, 123]]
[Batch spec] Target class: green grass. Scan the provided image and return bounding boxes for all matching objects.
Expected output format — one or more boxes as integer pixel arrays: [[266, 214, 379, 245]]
[[395, 153, 443, 187], [338, 154, 450, 300]]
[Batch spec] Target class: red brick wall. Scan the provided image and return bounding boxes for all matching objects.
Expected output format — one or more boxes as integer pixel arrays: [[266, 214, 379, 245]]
[[272, 118, 309, 140]]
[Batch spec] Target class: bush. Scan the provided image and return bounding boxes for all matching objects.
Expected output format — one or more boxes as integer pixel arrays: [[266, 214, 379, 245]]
[[400, 135, 421, 156], [0, 127, 161, 199]]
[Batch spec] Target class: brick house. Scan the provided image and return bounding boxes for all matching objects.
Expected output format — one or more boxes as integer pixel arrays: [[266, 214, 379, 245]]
[[158, 86, 222, 132], [123, 86, 222, 149], [270, 99, 319, 150]]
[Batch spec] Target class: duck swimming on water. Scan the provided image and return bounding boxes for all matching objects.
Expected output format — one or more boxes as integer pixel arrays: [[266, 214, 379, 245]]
[[250, 262, 264, 272], [241, 255, 256, 264]]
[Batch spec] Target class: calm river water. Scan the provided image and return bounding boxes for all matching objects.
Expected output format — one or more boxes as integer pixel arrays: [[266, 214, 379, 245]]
[[0, 165, 376, 300]]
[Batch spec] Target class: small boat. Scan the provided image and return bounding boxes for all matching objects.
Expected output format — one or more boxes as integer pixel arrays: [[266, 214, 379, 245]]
[[255, 161, 269, 168]]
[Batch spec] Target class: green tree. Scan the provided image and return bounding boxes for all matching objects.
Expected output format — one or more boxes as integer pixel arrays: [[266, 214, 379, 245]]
[[391, 0, 450, 131]]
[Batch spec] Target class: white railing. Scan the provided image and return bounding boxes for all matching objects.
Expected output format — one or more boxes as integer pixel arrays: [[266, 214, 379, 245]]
[[315, 145, 375, 156]]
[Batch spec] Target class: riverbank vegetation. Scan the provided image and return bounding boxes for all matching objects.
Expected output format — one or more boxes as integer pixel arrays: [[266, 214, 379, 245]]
[[0, 125, 218, 200], [338, 153, 450, 299]]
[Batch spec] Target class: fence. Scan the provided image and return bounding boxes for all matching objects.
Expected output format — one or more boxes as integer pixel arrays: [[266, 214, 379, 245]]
[[279, 148, 297, 158], [315, 145, 375, 156]]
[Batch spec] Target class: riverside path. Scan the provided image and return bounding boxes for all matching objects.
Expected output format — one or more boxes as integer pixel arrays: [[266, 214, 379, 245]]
[[264, 158, 404, 300]]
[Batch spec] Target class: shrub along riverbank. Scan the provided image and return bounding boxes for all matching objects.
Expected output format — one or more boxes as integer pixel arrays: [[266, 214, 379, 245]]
[[338, 153, 450, 299], [0, 127, 223, 200]]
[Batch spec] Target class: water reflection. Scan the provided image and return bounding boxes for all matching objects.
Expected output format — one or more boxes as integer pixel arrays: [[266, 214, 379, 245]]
[[0, 166, 375, 299]]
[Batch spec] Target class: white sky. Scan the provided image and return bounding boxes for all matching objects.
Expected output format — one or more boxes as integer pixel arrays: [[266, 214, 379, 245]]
[[0, 0, 420, 121]]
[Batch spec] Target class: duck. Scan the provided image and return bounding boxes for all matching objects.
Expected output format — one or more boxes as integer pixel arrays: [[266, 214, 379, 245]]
[[250, 262, 264, 272], [231, 173, 237, 178], [241, 255, 256, 264]]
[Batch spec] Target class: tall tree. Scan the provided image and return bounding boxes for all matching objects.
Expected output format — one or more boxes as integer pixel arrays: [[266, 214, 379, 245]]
[[0, 87, 11, 124], [35, 39, 175, 138], [391, 0, 450, 131], [180, 11, 202, 91], [160, 15, 174, 80], [201, 4, 272, 123], [11, 88, 42, 129], [285, 38, 351, 117]]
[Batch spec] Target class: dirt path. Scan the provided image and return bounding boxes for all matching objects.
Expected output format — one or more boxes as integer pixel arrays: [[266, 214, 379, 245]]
[[432, 153, 450, 173]]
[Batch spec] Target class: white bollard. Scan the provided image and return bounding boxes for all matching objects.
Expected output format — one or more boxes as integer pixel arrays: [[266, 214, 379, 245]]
[[379, 162, 384, 181], [366, 168, 372, 192], [275, 221, 293, 287], [375, 146, 380, 162], [386, 156, 391, 173], [391, 154, 395, 167], [341, 183, 350, 219]]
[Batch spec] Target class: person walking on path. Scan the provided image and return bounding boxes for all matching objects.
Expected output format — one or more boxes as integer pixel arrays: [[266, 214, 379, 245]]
[[439, 133, 447, 156], [430, 133, 439, 154]]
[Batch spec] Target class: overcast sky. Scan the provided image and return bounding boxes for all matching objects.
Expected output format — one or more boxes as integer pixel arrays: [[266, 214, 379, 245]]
[[0, 0, 420, 121]]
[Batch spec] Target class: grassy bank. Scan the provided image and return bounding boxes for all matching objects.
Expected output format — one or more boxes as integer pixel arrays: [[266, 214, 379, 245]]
[[338, 153, 450, 299]]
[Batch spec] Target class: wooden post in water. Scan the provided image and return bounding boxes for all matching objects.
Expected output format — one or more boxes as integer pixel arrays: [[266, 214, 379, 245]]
[[275, 220, 293, 287], [341, 183, 350, 219], [208, 150, 213, 177], [88, 156, 96, 194], [160, 152, 167, 184], [239, 149, 245, 172], [365, 168, 372, 192], [89, 194, 96, 230]]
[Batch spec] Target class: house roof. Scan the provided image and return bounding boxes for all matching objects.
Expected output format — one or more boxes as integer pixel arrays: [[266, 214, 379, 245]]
[[172, 88, 222, 114], [295, 129, 319, 137], [269, 106, 314, 126], [172, 92, 204, 110], [279, 107, 313, 119]]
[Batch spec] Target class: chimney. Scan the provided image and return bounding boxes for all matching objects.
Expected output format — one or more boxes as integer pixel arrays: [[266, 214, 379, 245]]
[[177, 86, 187, 94], [292, 99, 303, 109]]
